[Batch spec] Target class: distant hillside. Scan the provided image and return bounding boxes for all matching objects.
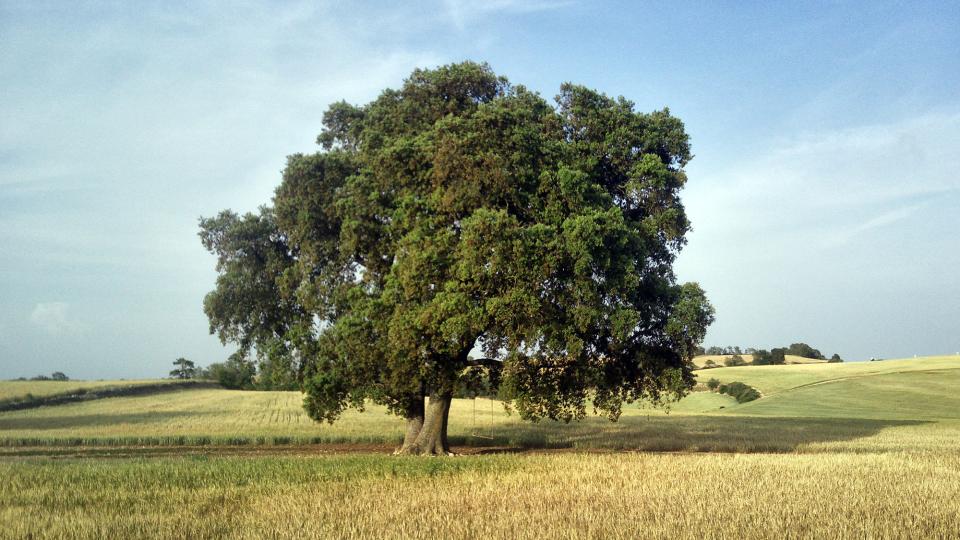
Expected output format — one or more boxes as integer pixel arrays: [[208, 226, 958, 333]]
[[692, 354, 827, 369], [0, 380, 213, 412], [694, 355, 960, 420], [0, 379, 171, 401]]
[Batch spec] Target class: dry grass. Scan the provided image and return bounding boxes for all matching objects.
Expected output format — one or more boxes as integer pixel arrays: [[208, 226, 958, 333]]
[[3, 356, 960, 538], [692, 354, 825, 368], [2, 452, 959, 539], [0, 379, 170, 401], [695, 355, 960, 394], [0, 389, 741, 448]]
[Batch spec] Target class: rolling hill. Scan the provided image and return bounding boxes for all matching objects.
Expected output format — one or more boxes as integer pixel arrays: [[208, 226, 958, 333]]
[[0, 355, 957, 450], [692, 354, 827, 368]]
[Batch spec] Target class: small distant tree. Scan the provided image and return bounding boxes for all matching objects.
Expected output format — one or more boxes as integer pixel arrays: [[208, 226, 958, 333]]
[[724, 354, 746, 367], [706, 346, 724, 355], [50, 372, 69, 381], [706, 378, 720, 391], [770, 348, 786, 365], [169, 358, 197, 379], [29, 374, 51, 381], [829, 354, 843, 363], [786, 342, 824, 359], [704, 359, 717, 368], [752, 350, 771, 365]]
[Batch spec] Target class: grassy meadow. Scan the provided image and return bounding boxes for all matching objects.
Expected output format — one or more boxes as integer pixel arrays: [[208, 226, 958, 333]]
[[691, 353, 826, 368], [0, 379, 172, 401], [2, 355, 960, 538]]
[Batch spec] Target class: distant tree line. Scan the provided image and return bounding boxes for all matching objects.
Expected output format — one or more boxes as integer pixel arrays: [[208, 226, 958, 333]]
[[169, 353, 296, 391], [13, 372, 69, 381], [696, 342, 843, 367]]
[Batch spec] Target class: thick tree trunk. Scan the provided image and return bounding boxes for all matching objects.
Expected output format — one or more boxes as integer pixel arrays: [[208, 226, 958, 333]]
[[395, 391, 453, 455], [394, 395, 425, 455]]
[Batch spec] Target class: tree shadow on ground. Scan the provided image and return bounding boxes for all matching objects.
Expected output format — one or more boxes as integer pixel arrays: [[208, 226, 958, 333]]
[[452, 415, 929, 454]]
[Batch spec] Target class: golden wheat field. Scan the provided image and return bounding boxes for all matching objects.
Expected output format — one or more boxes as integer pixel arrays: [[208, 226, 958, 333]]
[[0, 379, 171, 401], [2, 356, 960, 539], [2, 452, 959, 539]]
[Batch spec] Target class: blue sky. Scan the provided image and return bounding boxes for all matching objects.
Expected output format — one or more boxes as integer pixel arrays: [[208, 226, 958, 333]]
[[2, 0, 958, 378]]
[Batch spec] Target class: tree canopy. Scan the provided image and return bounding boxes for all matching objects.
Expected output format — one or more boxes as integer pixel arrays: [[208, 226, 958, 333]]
[[200, 62, 714, 454], [169, 358, 197, 380]]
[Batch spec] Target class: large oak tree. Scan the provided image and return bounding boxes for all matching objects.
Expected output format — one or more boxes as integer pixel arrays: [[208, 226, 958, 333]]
[[200, 62, 714, 455]]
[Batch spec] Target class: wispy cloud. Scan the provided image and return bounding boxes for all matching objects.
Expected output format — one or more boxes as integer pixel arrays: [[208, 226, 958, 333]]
[[825, 202, 928, 247], [29, 302, 87, 336], [684, 110, 960, 249], [442, 0, 574, 30]]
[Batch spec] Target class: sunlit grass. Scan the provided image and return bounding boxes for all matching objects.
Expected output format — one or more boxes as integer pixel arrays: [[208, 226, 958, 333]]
[[0, 379, 172, 401], [2, 452, 959, 539], [3, 355, 960, 538], [694, 355, 960, 395]]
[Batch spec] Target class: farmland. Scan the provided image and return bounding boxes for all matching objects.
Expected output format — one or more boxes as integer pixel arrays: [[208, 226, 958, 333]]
[[0, 379, 172, 401], [1, 355, 959, 538], [691, 353, 826, 368]]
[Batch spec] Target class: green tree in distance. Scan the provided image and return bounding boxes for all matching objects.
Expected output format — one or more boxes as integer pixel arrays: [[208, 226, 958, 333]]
[[206, 353, 256, 389], [200, 62, 714, 455], [169, 358, 197, 380]]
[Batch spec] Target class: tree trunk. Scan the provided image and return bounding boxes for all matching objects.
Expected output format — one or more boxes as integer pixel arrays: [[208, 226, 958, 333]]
[[395, 391, 453, 455], [394, 394, 425, 455]]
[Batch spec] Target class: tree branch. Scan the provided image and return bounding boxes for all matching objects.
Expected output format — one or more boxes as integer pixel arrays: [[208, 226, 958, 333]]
[[465, 357, 502, 368]]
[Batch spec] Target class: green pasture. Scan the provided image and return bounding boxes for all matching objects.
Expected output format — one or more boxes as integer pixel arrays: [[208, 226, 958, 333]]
[[0, 379, 172, 401], [3, 355, 960, 538], [1, 355, 958, 453]]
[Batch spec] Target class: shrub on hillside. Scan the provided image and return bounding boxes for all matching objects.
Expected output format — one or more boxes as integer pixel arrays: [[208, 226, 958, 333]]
[[718, 381, 761, 403], [785, 342, 825, 359], [706, 378, 720, 391], [724, 355, 747, 367], [752, 349, 785, 365]]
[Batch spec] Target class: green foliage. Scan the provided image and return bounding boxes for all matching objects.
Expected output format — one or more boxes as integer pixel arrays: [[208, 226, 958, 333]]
[[169, 358, 197, 380], [717, 381, 761, 403], [706, 346, 741, 355], [706, 378, 720, 391], [829, 354, 843, 363], [201, 62, 713, 429], [785, 343, 825, 359], [752, 349, 785, 366], [26, 372, 69, 381], [724, 355, 747, 367], [206, 354, 256, 390]]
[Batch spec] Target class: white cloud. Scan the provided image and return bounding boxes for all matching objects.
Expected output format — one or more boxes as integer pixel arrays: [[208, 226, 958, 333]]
[[676, 110, 960, 359], [826, 202, 927, 247], [29, 302, 86, 336], [683, 110, 960, 252], [442, 0, 574, 30]]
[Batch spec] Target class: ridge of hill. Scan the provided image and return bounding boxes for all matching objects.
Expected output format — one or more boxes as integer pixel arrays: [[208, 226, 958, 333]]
[[692, 354, 827, 368]]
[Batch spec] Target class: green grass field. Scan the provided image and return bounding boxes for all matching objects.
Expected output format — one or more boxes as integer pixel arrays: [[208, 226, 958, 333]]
[[0, 379, 172, 401], [2, 355, 959, 538]]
